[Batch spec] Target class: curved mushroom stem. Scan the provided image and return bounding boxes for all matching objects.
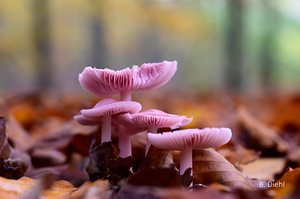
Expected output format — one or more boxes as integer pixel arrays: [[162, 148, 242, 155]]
[[180, 148, 193, 175], [120, 90, 132, 101], [118, 125, 132, 158], [101, 115, 111, 144], [145, 126, 158, 156]]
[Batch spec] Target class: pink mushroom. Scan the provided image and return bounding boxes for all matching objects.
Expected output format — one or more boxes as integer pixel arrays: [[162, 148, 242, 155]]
[[147, 128, 232, 175], [74, 98, 141, 156], [78, 61, 177, 101], [118, 109, 192, 155]]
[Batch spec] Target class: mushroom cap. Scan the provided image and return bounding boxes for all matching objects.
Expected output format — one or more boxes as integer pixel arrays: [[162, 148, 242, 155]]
[[78, 61, 177, 97], [80, 98, 142, 118], [147, 128, 232, 150], [73, 114, 99, 125], [132, 61, 177, 90], [117, 109, 192, 130]]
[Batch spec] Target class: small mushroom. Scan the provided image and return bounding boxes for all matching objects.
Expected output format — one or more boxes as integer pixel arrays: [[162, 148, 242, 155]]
[[74, 98, 141, 156], [147, 128, 232, 175], [118, 109, 192, 155], [78, 61, 177, 101]]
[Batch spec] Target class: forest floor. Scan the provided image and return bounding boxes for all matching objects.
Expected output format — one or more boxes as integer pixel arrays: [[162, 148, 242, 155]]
[[0, 91, 299, 199]]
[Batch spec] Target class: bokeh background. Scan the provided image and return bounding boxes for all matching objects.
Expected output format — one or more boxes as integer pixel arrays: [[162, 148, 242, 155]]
[[0, 0, 300, 94]]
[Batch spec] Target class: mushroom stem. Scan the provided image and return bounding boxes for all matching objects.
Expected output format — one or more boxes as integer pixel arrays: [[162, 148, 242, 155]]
[[180, 148, 193, 175], [145, 126, 158, 155], [101, 115, 111, 143], [120, 90, 132, 101], [118, 126, 132, 158]]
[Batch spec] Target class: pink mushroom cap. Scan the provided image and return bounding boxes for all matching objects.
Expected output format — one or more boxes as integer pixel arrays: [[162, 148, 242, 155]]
[[147, 128, 232, 150], [80, 98, 142, 118], [117, 109, 192, 130], [73, 114, 100, 125], [78, 61, 177, 97]]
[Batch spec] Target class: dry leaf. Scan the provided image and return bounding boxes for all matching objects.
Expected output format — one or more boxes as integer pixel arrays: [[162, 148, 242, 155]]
[[219, 145, 260, 165], [237, 107, 290, 154], [31, 148, 66, 167], [287, 148, 300, 168], [86, 142, 135, 185], [5, 114, 35, 151], [69, 180, 109, 199], [240, 158, 285, 180], [193, 148, 254, 190], [0, 117, 31, 179], [0, 176, 75, 199], [117, 184, 235, 199], [127, 166, 182, 188], [142, 146, 170, 168], [270, 168, 300, 198]]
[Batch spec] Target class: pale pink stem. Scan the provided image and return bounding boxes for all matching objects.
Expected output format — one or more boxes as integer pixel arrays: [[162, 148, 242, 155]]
[[145, 126, 158, 156], [118, 126, 132, 158], [119, 90, 132, 157], [120, 90, 132, 101], [180, 148, 193, 175], [101, 115, 111, 143]]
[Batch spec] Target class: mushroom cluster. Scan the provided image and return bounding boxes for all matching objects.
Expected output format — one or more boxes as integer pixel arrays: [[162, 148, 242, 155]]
[[74, 60, 232, 183]]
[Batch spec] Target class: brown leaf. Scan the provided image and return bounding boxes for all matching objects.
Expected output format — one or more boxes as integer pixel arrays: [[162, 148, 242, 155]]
[[0, 117, 31, 179], [237, 107, 290, 155], [271, 168, 300, 198], [142, 145, 170, 168], [180, 168, 193, 187], [240, 158, 286, 180], [31, 148, 66, 167], [219, 145, 260, 165], [193, 148, 254, 190], [5, 114, 35, 151], [127, 166, 181, 188], [287, 148, 300, 168], [69, 180, 109, 199], [0, 176, 75, 199], [86, 141, 135, 185], [21, 173, 55, 199], [117, 184, 235, 199]]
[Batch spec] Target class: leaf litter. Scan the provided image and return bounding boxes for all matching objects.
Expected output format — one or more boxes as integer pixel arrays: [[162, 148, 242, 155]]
[[0, 92, 300, 198]]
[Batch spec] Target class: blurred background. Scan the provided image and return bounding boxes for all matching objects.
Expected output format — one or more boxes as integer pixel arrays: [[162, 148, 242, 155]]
[[0, 0, 300, 95]]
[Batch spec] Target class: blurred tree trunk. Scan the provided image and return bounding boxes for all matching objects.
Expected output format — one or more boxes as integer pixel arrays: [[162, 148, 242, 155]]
[[89, 1, 107, 68], [138, 1, 163, 62], [32, 0, 52, 90], [260, 1, 278, 90], [224, 0, 244, 92], [89, 16, 107, 67], [139, 29, 163, 62]]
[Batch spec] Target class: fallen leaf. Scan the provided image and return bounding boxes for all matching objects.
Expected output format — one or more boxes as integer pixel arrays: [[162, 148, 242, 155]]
[[117, 183, 236, 199], [180, 168, 193, 187], [271, 168, 300, 199], [142, 145, 170, 168], [237, 107, 290, 155], [287, 148, 300, 168], [127, 166, 182, 188], [69, 180, 109, 199], [240, 158, 286, 180], [219, 144, 260, 165], [193, 148, 254, 190], [86, 141, 134, 185], [31, 148, 66, 167], [5, 114, 35, 151], [0, 176, 75, 199], [0, 117, 31, 179]]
